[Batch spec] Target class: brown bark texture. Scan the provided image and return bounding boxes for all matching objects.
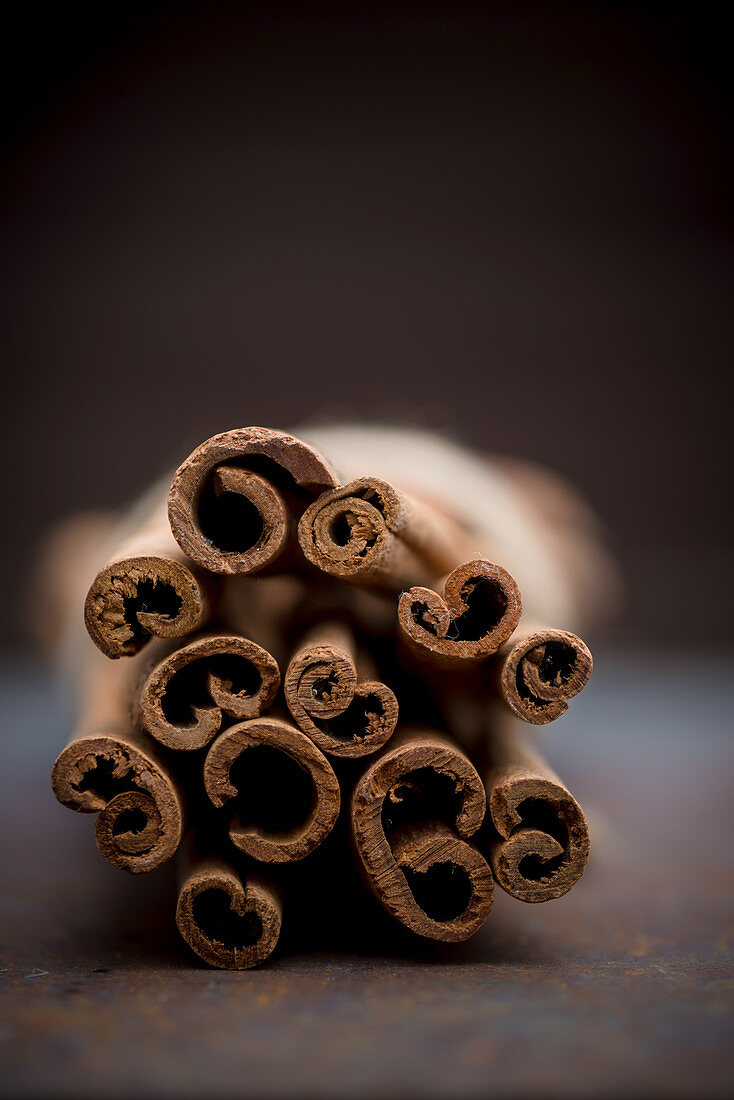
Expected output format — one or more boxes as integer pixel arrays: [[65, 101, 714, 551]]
[[51, 647, 183, 873], [84, 487, 210, 659], [397, 559, 523, 668], [297, 476, 475, 592], [497, 624, 593, 725], [202, 715, 341, 863]]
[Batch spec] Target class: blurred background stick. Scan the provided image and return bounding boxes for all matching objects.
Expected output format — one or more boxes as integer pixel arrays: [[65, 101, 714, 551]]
[[37, 504, 186, 874], [303, 425, 618, 631]]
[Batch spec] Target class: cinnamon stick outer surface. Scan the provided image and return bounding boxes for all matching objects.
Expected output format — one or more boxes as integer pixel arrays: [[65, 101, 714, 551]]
[[300, 423, 617, 630], [298, 476, 473, 592]]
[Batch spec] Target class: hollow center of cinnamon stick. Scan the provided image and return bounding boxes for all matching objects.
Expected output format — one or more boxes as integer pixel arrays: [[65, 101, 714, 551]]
[[74, 755, 138, 802], [381, 767, 463, 836], [320, 692, 386, 744], [196, 455, 310, 553], [197, 479, 265, 552], [192, 888, 263, 948], [111, 807, 147, 837], [328, 510, 377, 553], [311, 673, 339, 703], [519, 641, 578, 695], [450, 578, 509, 641], [123, 579, 182, 645], [161, 656, 263, 726], [401, 862, 473, 922], [229, 745, 315, 838], [514, 797, 569, 880]]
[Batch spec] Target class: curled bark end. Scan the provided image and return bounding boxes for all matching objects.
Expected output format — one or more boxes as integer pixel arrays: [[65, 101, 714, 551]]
[[168, 427, 337, 575], [351, 731, 493, 942], [398, 559, 522, 667], [176, 857, 281, 969], [284, 625, 398, 758], [84, 556, 207, 659], [51, 734, 183, 873], [138, 633, 280, 751], [500, 628, 593, 724], [203, 716, 340, 863]]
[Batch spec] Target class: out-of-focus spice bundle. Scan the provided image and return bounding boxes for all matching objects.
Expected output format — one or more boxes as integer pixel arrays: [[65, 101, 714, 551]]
[[41, 425, 615, 968]]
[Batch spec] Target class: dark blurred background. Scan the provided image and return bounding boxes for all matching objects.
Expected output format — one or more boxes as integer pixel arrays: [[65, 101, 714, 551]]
[[2, 2, 732, 651]]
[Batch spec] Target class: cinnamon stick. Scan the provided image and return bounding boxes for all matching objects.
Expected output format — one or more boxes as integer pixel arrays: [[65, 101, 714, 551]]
[[397, 559, 522, 667], [284, 620, 398, 758], [168, 427, 337, 575], [484, 713, 590, 901], [136, 632, 281, 751], [84, 489, 210, 659], [50, 646, 183, 873], [203, 716, 340, 862], [298, 476, 473, 592], [176, 846, 282, 969], [351, 730, 493, 941], [498, 625, 593, 724]]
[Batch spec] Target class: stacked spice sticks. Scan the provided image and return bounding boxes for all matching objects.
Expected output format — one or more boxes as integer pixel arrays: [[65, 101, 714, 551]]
[[47, 425, 613, 968]]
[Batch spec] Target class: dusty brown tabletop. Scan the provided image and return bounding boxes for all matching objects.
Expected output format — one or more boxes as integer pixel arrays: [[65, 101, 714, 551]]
[[1, 651, 732, 1098]]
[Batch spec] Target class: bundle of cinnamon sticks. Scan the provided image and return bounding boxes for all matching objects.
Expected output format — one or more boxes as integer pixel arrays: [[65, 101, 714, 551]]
[[44, 425, 614, 968]]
